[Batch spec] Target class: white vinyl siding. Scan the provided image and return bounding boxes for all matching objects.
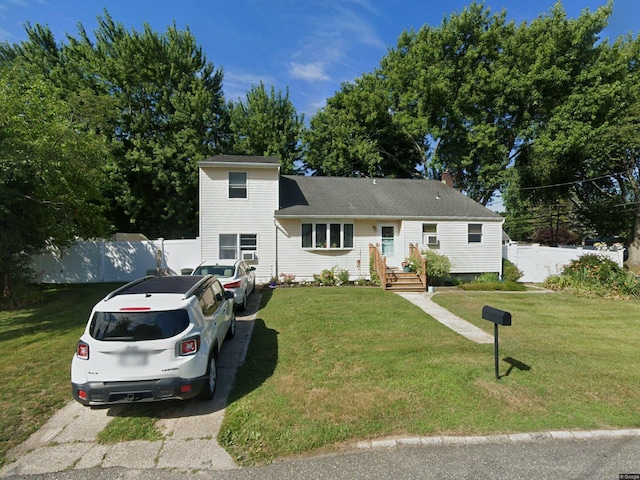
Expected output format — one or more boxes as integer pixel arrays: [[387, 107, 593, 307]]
[[277, 219, 379, 281], [403, 220, 503, 275], [199, 165, 278, 281]]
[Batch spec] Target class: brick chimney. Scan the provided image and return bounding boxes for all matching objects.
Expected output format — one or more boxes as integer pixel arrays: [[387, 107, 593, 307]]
[[441, 170, 454, 188]]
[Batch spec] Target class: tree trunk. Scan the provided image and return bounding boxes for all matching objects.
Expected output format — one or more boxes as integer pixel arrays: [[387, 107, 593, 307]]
[[626, 206, 640, 268]]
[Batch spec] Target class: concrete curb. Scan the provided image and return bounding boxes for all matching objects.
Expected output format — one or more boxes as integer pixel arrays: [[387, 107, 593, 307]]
[[356, 429, 640, 450]]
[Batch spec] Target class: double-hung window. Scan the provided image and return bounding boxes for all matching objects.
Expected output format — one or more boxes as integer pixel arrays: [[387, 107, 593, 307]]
[[422, 223, 439, 246], [302, 222, 354, 249], [468, 223, 483, 243], [219, 233, 257, 259], [229, 172, 247, 198]]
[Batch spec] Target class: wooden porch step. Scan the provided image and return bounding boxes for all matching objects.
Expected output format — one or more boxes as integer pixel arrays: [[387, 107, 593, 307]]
[[385, 270, 425, 292]]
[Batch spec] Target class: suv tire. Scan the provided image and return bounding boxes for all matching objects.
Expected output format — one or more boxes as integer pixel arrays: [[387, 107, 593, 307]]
[[198, 354, 218, 400]]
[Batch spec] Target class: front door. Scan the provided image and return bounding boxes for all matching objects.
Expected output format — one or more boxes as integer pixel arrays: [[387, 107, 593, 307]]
[[380, 225, 400, 267]]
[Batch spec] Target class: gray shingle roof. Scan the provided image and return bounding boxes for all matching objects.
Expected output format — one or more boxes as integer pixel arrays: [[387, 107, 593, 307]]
[[276, 176, 502, 221], [199, 155, 280, 167]]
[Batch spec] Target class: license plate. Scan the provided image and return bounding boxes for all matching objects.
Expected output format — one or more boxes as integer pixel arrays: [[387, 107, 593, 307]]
[[119, 351, 148, 367]]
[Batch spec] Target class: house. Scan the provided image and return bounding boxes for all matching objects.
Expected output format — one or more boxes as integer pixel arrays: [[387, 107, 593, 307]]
[[198, 155, 505, 285]]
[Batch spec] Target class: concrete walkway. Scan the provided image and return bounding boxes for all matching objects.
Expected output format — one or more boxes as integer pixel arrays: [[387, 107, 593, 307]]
[[396, 291, 494, 343]]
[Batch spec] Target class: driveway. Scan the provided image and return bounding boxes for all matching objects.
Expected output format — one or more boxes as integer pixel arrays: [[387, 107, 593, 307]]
[[0, 290, 262, 477]]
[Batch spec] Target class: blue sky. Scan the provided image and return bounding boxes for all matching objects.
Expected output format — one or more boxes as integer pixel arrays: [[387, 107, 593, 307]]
[[1, 0, 638, 118]]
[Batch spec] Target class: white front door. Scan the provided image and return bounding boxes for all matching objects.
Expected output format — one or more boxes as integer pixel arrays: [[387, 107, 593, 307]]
[[380, 225, 401, 267]]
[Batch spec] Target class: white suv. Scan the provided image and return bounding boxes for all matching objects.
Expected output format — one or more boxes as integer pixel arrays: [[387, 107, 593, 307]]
[[71, 275, 236, 406]]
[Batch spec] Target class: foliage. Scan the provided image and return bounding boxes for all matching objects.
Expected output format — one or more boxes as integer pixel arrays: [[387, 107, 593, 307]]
[[0, 63, 110, 297], [3, 12, 227, 239], [502, 259, 523, 283], [312, 266, 350, 286], [228, 82, 304, 174], [421, 249, 451, 284], [460, 281, 526, 291], [544, 253, 640, 299], [278, 273, 296, 286], [303, 73, 422, 177], [369, 256, 380, 286], [473, 272, 500, 283]]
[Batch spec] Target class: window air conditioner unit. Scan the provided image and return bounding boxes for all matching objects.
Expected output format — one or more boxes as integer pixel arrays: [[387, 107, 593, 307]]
[[425, 235, 439, 246], [241, 251, 257, 261]]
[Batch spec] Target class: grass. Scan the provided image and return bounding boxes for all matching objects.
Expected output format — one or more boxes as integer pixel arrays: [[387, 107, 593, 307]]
[[1, 284, 639, 468], [0, 283, 120, 466], [220, 287, 640, 465]]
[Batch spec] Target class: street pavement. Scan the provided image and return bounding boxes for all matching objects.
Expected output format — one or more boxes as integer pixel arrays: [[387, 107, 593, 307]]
[[2, 288, 639, 479]]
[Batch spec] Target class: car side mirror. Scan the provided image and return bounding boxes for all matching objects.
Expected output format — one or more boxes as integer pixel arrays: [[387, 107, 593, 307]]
[[215, 293, 224, 302], [249, 266, 256, 271], [225, 291, 234, 300]]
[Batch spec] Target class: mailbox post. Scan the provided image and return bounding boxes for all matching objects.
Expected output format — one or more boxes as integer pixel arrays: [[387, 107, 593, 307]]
[[482, 306, 512, 380]]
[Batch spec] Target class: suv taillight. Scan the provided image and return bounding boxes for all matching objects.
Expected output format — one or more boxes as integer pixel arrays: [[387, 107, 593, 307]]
[[179, 336, 200, 356], [224, 281, 241, 289], [77, 341, 89, 360]]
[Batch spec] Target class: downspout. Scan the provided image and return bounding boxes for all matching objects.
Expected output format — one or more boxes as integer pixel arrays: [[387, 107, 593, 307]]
[[274, 219, 278, 282]]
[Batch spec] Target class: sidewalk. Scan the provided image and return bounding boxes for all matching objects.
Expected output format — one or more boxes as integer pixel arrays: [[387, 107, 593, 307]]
[[395, 291, 494, 343]]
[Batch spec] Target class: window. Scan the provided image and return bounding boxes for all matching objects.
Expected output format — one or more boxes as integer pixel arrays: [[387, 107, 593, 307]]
[[468, 223, 483, 243], [229, 172, 247, 198], [301, 223, 354, 249], [422, 223, 439, 246], [219, 234, 237, 259], [219, 233, 257, 259], [240, 234, 257, 261]]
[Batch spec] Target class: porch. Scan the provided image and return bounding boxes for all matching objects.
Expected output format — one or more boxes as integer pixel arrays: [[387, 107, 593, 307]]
[[369, 243, 427, 292]]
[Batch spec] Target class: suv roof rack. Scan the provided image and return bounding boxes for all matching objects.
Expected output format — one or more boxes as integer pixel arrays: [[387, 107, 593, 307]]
[[103, 275, 214, 301], [104, 276, 155, 301]]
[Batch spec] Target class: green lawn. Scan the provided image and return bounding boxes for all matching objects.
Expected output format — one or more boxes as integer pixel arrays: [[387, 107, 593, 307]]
[[1, 285, 639, 468], [0, 283, 119, 467], [220, 287, 640, 465]]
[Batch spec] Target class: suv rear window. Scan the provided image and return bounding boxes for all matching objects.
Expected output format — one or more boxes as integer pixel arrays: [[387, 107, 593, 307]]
[[193, 265, 235, 277], [90, 310, 190, 341]]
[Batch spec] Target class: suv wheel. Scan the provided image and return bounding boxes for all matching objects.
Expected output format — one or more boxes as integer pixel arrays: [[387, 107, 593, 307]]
[[198, 354, 217, 400]]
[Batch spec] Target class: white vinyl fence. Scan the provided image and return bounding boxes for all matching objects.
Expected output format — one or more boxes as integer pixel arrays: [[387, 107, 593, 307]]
[[32, 238, 201, 283], [32, 239, 625, 285], [502, 243, 625, 283]]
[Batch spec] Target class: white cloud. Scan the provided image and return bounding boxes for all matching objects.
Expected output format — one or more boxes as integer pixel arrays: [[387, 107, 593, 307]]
[[289, 61, 331, 81]]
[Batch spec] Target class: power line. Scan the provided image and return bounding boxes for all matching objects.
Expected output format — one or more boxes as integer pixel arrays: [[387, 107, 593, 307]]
[[519, 171, 628, 191]]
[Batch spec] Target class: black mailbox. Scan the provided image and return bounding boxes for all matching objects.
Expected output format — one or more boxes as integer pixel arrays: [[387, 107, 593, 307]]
[[482, 306, 512, 326]]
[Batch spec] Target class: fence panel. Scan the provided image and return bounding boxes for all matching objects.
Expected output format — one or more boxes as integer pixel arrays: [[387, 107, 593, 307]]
[[502, 243, 624, 283], [32, 238, 201, 284]]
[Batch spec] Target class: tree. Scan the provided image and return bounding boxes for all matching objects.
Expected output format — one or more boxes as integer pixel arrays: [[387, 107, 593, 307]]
[[3, 12, 227, 239], [227, 82, 304, 174], [78, 13, 227, 238], [379, 3, 517, 201], [304, 73, 421, 177], [0, 64, 109, 297]]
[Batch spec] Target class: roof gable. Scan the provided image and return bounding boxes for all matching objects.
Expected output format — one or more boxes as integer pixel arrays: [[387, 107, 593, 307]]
[[277, 176, 502, 220]]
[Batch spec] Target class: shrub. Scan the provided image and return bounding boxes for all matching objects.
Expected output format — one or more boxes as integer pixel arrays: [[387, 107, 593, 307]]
[[421, 250, 451, 285], [313, 268, 336, 286], [279, 273, 296, 286], [460, 281, 526, 291], [336, 268, 350, 286], [502, 259, 523, 282], [544, 253, 640, 299], [473, 272, 500, 283]]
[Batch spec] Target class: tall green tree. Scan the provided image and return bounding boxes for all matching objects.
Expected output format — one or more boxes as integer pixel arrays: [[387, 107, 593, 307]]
[[228, 82, 304, 174], [304, 73, 421, 177], [379, 3, 517, 201], [3, 12, 227, 239], [0, 63, 109, 296]]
